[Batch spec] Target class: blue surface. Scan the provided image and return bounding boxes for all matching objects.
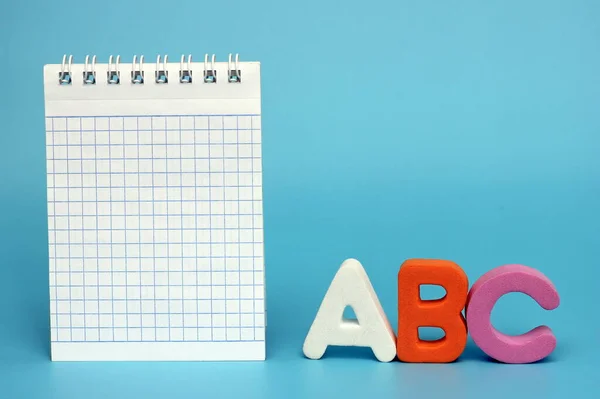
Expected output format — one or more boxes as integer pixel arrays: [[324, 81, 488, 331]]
[[1, 0, 599, 397]]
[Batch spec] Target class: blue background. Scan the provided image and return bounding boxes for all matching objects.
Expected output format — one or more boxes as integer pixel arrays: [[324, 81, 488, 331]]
[[1, 0, 599, 397]]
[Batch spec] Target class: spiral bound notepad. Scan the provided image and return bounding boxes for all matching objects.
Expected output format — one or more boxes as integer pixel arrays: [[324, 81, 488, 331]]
[[43, 54, 265, 361]]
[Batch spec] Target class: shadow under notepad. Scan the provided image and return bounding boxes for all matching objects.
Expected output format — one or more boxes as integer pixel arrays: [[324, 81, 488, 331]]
[[31, 303, 52, 361]]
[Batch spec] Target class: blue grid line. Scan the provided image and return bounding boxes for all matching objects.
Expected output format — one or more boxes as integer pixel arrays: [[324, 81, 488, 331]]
[[49, 214, 261, 219], [80, 117, 86, 341], [51, 284, 264, 288], [137, 116, 143, 332], [47, 171, 259, 176], [51, 255, 262, 259], [55, 326, 258, 330], [50, 276, 263, 283], [109, 117, 115, 341], [49, 157, 258, 163], [95, 118, 100, 338], [208, 116, 213, 340], [53, 298, 260, 302], [164, 118, 171, 341], [53, 242, 261, 245], [50, 167, 258, 173], [180, 116, 185, 333], [48, 159, 259, 164], [50, 200, 261, 204], [53, 339, 263, 343], [237, 115, 242, 334], [50, 189, 259, 194], [54, 312, 259, 315], [50, 128, 255, 133], [49, 228, 263, 232], [194, 115, 199, 340], [151, 117, 157, 339], [223, 116, 227, 340], [66, 118, 72, 340], [52, 118, 58, 340], [47, 114, 259, 118], [52, 241, 261, 245], [54, 323, 256, 329], [122, 116, 128, 341], [50, 191, 260, 196], [251, 113, 255, 339]]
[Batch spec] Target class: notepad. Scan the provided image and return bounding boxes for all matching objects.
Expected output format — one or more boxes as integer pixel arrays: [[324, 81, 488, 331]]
[[43, 54, 266, 361]]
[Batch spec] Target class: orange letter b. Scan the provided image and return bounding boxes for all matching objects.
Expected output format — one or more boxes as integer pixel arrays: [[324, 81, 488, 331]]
[[397, 259, 468, 363]]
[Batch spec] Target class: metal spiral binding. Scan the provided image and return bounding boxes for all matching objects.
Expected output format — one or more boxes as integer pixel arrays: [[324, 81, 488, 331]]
[[107, 55, 121, 84], [59, 55, 73, 84], [228, 53, 241, 83], [57, 53, 243, 85], [83, 55, 97, 84], [155, 55, 168, 83], [204, 54, 216, 83], [131, 55, 145, 84], [180, 55, 192, 83]]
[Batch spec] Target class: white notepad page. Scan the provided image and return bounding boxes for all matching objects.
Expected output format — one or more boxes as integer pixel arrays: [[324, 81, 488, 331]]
[[43, 55, 265, 361]]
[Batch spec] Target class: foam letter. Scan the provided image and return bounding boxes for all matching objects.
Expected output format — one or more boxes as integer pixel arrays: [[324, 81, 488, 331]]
[[465, 264, 560, 363], [397, 259, 469, 362], [302, 258, 396, 362]]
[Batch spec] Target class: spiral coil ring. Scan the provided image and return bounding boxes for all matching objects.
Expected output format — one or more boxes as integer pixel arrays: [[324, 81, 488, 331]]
[[155, 55, 169, 84], [180, 54, 193, 83], [57, 53, 243, 85], [59, 55, 73, 84], [228, 53, 241, 83], [204, 54, 216, 83], [83, 55, 97, 85], [131, 55, 145, 84], [107, 55, 121, 84]]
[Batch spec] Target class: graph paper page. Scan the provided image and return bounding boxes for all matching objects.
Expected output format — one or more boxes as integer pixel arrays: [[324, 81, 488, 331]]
[[43, 60, 265, 361]]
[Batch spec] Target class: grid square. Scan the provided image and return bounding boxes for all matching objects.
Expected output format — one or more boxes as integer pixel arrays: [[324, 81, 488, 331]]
[[86, 329, 100, 342], [213, 328, 226, 341], [198, 328, 211, 341], [238, 116, 252, 129], [128, 328, 142, 341], [152, 117, 166, 130], [227, 328, 241, 341], [184, 328, 197, 341], [114, 328, 127, 341], [95, 117, 109, 130], [194, 116, 209, 130], [241, 314, 254, 328], [223, 116, 237, 129], [184, 313, 198, 327], [138, 117, 152, 130], [156, 328, 170, 341], [67, 117, 81, 131], [241, 328, 254, 341], [208, 116, 223, 130], [198, 314, 211, 327], [181, 116, 194, 129], [255, 313, 264, 327], [255, 327, 265, 341], [123, 117, 137, 130], [142, 328, 156, 341], [99, 329, 114, 342], [57, 329, 71, 341], [166, 117, 180, 131]]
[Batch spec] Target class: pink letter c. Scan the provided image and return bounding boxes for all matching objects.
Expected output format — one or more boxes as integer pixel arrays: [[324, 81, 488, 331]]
[[465, 264, 560, 364]]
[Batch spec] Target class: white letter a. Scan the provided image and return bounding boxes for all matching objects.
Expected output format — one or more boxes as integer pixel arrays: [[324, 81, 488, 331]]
[[302, 258, 396, 362]]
